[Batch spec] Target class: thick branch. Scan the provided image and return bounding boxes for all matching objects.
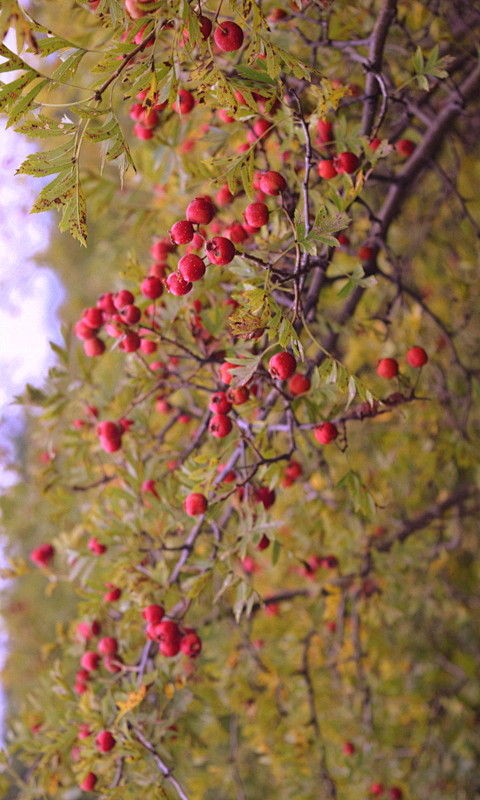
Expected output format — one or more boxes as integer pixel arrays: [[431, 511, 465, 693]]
[[360, 0, 397, 136]]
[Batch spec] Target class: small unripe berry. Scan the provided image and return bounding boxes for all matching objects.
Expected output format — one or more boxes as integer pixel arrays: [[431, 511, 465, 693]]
[[214, 20, 244, 52], [184, 493, 208, 516], [407, 346, 428, 367], [209, 413, 233, 438], [314, 422, 338, 445], [268, 351, 297, 380], [259, 170, 287, 196], [376, 358, 399, 379]]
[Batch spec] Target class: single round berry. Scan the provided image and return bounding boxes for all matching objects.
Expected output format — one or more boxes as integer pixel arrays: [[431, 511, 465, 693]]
[[259, 170, 287, 196], [288, 373, 311, 395], [209, 413, 233, 438], [317, 118, 333, 143], [268, 351, 297, 380], [407, 346, 428, 367], [173, 89, 195, 114], [80, 651, 100, 671], [184, 493, 208, 516], [80, 773, 97, 792], [180, 631, 202, 658], [395, 138, 415, 157], [186, 196, 215, 225], [214, 21, 244, 52], [219, 361, 235, 384], [114, 290, 135, 310], [96, 730, 116, 753], [205, 236, 235, 266], [376, 357, 399, 379], [334, 151, 360, 174], [97, 637, 118, 656], [227, 386, 249, 405], [142, 604, 165, 624], [209, 392, 232, 414], [244, 202, 269, 227], [342, 741, 355, 756], [198, 15, 213, 40], [170, 220, 194, 245], [84, 337, 105, 357], [314, 421, 338, 445], [166, 271, 193, 296], [178, 253, 206, 282], [317, 160, 337, 179], [369, 783, 384, 797], [141, 275, 163, 299], [120, 331, 141, 352], [121, 304, 141, 324], [255, 486, 276, 509], [30, 543, 55, 568]]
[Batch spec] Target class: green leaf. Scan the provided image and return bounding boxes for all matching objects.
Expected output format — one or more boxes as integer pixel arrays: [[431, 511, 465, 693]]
[[0, 70, 37, 112], [15, 115, 76, 138], [6, 77, 49, 127]]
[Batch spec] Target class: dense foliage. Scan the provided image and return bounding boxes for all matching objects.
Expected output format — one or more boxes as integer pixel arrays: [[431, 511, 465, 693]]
[[1, 1, 480, 799]]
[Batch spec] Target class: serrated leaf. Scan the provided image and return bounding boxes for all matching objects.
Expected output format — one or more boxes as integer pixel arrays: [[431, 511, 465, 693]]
[[6, 77, 48, 127], [0, 43, 24, 73], [50, 50, 86, 84], [115, 684, 148, 723], [15, 115, 76, 138], [0, 70, 37, 111]]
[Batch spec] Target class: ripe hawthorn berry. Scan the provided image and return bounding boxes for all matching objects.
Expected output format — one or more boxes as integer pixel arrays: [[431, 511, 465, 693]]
[[142, 604, 164, 623], [334, 151, 360, 174], [97, 637, 118, 656], [209, 414, 233, 438], [30, 543, 55, 568], [244, 202, 269, 227], [96, 730, 116, 753], [389, 789, 403, 800], [314, 421, 338, 444], [84, 337, 106, 357], [184, 493, 208, 516], [317, 118, 333, 143], [114, 290, 134, 310], [186, 196, 215, 224], [269, 351, 297, 380], [120, 332, 141, 352], [178, 253, 206, 282], [166, 271, 192, 296], [170, 220, 194, 244], [214, 20, 244, 52], [407, 346, 428, 367], [180, 631, 202, 657], [259, 170, 287, 196], [288, 373, 311, 395], [255, 486, 276, 509], [219, 361, 235, 384], [121, 304, 141, 324], [173, 89, 195, 114], [209, 392, 232, 414], [141, 276, 163, 299], [227, 386, 249, 405], [205, 236, 235, 266], [80, 773, 97, 792], [369, 783, 384, 797], [80, 651, 100, 671], [343, 741, 355, 755], [317, 160, 337, 179], [376, 358, 399, 379], [395, 138, 415, 157]]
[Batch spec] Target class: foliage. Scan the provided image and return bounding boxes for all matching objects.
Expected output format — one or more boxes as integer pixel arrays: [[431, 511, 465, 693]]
[[1, 1, 480, 800]]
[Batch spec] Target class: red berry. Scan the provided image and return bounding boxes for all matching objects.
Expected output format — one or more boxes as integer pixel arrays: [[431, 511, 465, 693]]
[[141, 276, 163, 299], [259, 170, 287, 196], [255, 486, 276, 509], [252, 118, 272, 140], [205, 236, 235, 266], [198, 15, 213, 39], [334, 151, 360, 174], [170, 220, 194, 244], [317, 160, 337, 179], [287, 373, 311, 395], [159, 639, 181, 657], [30, 543, 54, 568], [166, 271, 192, 296], [342, 741, 355, 755], [104, 586, 121, 602], [214, 21, 244, 52], [215, 183, 234, 206], [84, 337, 105, 357], [369, 137, 382, 151], [82, 307, 104, 329], [178, 253, 206, 282], [209, 392, 232, 414], [395, 138, 415, 157], [388, 789, 403, 800], [226, 222, 249, 243], [244, 202, 269, 227], [285, 459, 302, 480], [80, 773, 97, 792], [314, 421, 338, 444], [268, 351, 297, 380], [180, 631, 202, 657], [227, 386, 249, 405], [256, 534, 271, 551], [88, 537, 106, 555], [407, 346, 428, 367], [133, 124, 154, 140], [209, 413, 233, 438], [219, 361, 236, 384], [184, 493, 208, 516], [186, 197, 215, 224], [121, 304, 141, 324], [114, 290, 135, 310], [376, 358, 399, 379], [369, 783, 384, 797], [96, 730, 116, 753], [80, 651, 100, 672], [120, 331, 141, 352], [98, 637, 118, 656], [142, 604, 164, 623], [357, 245, 375, 261], [173, 89, 195, 114], [317, 118, 333, 143]]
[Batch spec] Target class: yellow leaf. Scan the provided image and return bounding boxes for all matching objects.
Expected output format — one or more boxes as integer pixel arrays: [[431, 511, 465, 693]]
[[164, 682, 175, 699], [115, 684, 147, 723]]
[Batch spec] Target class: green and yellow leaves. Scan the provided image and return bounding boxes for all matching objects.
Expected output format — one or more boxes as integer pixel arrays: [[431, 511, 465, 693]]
[[411, 45, 452, 91]]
